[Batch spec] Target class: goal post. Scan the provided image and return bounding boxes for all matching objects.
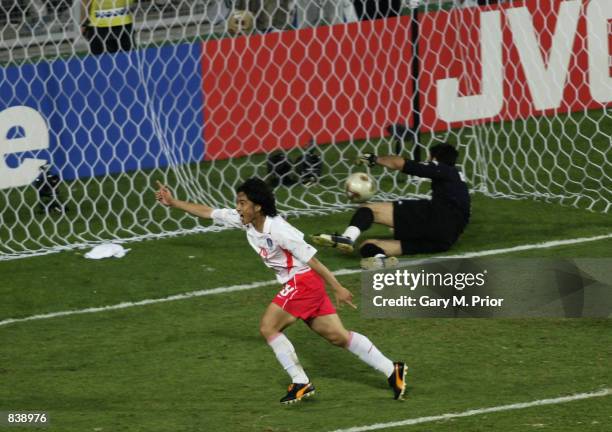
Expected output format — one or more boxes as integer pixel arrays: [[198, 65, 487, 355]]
[[0, 0, 610, 259]]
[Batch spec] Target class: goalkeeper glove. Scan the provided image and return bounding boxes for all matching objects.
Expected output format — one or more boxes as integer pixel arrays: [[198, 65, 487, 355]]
[[356, 153, 378, 167]]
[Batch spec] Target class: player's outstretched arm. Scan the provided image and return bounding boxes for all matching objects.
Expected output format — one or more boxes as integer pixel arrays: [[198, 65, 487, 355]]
[[308, 257, 357, 309], [375, 155, 406, 171], [357, 153, 405, 172], [155, 180, 214, 219]]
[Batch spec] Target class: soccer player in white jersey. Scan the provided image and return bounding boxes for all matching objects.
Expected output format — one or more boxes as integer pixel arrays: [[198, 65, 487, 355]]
[[155, 178, 407, 404]]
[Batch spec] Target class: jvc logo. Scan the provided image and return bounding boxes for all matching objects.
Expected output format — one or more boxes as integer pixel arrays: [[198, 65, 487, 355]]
[[437, 0, 611, 122]]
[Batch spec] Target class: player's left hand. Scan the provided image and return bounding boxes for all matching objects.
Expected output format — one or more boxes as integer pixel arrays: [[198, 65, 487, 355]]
[[356, 153, 378, 167], [155, 181, 175, 207], [334, 286, 357, 309]]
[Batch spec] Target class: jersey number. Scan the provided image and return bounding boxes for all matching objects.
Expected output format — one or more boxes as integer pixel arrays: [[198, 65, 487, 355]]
[[279, 285, 295, 297]]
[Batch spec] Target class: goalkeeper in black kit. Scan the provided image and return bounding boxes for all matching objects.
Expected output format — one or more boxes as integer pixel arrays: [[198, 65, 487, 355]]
[[312, 143, 471, 270]]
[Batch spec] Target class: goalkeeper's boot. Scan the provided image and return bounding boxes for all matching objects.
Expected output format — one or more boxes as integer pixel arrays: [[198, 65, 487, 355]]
[[280, 383, 315, 405], [311, 233, 354, 253], [360, 255, 399, 270], [387, 362, 407, 400]]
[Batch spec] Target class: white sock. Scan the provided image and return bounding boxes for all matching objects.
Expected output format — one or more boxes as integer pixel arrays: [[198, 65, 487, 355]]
[[267, 333, 309, 383], [346, 331, 394, 377], [342, 226, 361, 243]]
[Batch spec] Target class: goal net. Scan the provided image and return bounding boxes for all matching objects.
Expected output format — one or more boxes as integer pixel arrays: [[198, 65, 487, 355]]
[[0, 0, 610, 259]]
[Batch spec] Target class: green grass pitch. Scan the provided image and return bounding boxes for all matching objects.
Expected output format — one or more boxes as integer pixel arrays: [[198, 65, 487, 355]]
[[1, 193, 611, 431], [0, 13, 610, 429]]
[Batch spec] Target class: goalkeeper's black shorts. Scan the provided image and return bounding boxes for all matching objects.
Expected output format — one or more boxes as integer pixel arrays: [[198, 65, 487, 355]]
[[392, 199, 466, 255]]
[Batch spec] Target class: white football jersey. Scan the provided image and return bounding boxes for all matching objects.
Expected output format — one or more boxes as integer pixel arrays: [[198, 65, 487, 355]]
[[211, 209, 317, 284]]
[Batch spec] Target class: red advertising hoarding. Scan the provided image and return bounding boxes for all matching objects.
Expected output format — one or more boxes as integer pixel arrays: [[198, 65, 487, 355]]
[[201, 0, 611, 160]]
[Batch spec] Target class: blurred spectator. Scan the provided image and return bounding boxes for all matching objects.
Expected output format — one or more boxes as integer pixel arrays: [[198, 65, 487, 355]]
[[204, 0, 230, 25], [456, 0, 505, 7], [81, 0, 134, 55], [294, 0, 357, 28], [27, 0, 48, 34], [29, 0, 72, 30], [30, 0, 50, 23], [352, 0, 401, 20], [233, 0, 291, 32], [227, 8, 255, 34]]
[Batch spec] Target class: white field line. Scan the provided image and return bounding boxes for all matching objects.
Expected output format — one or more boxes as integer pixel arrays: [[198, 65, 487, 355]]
[[438, 233, 612, 259], [1, 233, 611, 328], [0, 279, 278, 327], [328, 388, 612, 432]]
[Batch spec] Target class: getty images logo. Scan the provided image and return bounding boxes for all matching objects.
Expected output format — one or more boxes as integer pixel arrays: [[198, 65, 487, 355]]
[[0, 106, 49, 190], [372, 269, 488, 291]]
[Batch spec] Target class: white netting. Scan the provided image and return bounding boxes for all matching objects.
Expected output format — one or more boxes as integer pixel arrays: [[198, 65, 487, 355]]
[[0, 0, 610, 259]]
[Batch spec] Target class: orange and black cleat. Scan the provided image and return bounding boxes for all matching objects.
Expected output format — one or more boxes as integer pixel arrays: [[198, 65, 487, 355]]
[[280, 383, 315, 405], [388, 362, 407, 400]]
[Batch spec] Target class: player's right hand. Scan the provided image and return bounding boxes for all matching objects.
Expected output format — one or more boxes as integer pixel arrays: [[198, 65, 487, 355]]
[[155, 181, 174, 207], [334, 286, 357, 310], [356, 153, 378, 167]]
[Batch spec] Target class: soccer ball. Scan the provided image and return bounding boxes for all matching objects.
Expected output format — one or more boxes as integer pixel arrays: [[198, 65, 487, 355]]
[[345, 173, 376, 203], [227, 10, 255, 36]]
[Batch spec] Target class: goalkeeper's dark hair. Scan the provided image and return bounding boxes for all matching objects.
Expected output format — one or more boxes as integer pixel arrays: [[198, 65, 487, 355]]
[[236, 178, 278, 217], [430, 143, 459, 166]]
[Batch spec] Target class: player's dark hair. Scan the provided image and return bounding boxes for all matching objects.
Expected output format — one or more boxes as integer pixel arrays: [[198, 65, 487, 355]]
[[430, 143, 459, 166], [236, 178, 278, 217]]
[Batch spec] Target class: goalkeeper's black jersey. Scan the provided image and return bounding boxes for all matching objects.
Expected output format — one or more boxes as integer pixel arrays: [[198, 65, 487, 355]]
[[402, 160, 471, 225]]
